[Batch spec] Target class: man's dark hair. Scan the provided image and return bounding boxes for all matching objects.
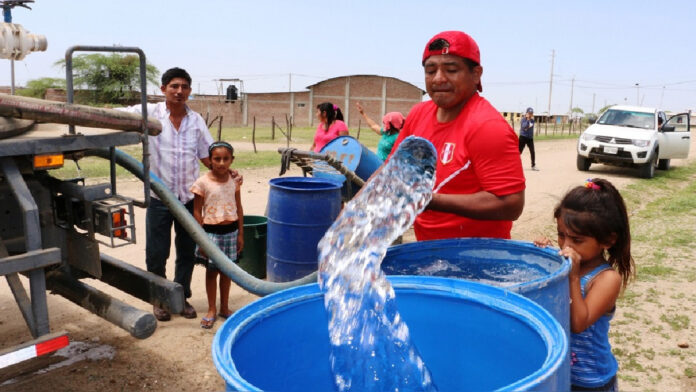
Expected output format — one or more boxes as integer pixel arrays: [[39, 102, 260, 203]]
[[426, 38, 479, 71], [161, 67, 192, 87]]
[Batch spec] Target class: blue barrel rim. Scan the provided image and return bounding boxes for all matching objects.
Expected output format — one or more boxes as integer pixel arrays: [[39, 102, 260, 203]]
[[269, 176, 342, 192], [384, 238, 571, 294], [212, 275, 568, 392], [319, 135, 372, 171]]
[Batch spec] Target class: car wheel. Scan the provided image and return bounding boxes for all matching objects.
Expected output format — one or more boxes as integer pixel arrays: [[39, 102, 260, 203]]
[[639, 154, 657, 179], [658, 159, 671, 170], [576, 155, 591, 171]]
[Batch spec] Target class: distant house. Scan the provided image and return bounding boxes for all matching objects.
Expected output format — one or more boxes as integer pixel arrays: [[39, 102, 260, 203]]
[[189, 74, 425, 127]]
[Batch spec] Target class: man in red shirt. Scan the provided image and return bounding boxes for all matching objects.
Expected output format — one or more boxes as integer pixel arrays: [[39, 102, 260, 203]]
[[391, 31, 525, 240]]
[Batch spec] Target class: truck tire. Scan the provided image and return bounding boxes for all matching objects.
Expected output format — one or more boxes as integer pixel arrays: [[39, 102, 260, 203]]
[[576, 155, 591, 171], [639, 154, 657, 179], [658, 159, 671, 170]]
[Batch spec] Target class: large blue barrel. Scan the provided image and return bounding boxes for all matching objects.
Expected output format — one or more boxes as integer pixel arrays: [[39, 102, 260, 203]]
[[313, 136, 382, 199], [266, 177, 342, 282], [213, 276, 568, 391], [381, 238, 571, 388]]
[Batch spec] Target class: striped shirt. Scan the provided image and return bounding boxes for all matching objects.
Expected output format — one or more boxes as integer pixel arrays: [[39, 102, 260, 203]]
[[120, 102, 213, 203], [571, 263, 619, 388]]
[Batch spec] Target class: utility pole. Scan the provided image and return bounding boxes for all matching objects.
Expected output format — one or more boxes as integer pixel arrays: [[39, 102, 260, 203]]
[[569, 76, 575, 114], [289, 73, 294, 127], [547, 49, 555, 117], [635, 83, 639, 105], [659, 86, 665, 108], [592, 93, 596, 114]]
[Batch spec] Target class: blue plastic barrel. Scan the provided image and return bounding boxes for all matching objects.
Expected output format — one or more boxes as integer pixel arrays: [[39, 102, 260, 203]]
[[381, 238, 571, 389], [213, 276, 568, 391], [266, 177, 342, 282], [313, 136, 382, 199]]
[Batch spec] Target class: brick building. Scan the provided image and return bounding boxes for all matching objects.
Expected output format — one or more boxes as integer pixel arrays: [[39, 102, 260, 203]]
[[188, 74, 425, 128], [4, 74, 425, 128]]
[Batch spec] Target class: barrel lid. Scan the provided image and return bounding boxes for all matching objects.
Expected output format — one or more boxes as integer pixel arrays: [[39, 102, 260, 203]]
[[319, 136, 364, 171]]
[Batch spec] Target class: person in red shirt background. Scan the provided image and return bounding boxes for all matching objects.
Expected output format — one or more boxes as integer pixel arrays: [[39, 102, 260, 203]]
[[390, 30, 525, 241]]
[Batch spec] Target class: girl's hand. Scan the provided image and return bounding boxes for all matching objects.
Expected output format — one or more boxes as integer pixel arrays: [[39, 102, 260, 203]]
[[559, 245, 582, 277], [237, 237, 244, 254], [533, 236, 553, 247], [356, 102, 364, 115]]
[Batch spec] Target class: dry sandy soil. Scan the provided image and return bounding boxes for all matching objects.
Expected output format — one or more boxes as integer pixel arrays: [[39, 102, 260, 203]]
[[1, 136, 694, 391]]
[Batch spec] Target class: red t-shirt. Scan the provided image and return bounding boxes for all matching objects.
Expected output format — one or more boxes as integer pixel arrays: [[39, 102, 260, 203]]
[[391, 94, 525, 240], [313, 120, 348, 152]]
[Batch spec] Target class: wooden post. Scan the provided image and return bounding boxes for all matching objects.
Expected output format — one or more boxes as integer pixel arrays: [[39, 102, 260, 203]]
[[217, 116, 223, 141], [553, 117, 557, 135], [252, 116, 257, 153], [271, 116, 275, 140], [285, 114, 290, 147], [287, 115, 293, 147], [357, 119, 361, 140], [544, 117, 548, 136]]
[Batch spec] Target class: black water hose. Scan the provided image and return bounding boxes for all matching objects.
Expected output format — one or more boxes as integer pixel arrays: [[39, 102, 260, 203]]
[[86, 148, 318, 296]]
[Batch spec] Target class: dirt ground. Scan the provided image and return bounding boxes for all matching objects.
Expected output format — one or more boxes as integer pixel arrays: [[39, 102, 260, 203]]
[[1, 136, 694, 391]]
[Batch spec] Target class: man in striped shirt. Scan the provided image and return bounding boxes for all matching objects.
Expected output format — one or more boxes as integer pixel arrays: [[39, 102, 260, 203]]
[[121, 67, 213, 321]]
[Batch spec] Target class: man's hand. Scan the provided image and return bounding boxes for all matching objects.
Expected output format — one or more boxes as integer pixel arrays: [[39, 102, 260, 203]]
[[229, 169, 243, 186]]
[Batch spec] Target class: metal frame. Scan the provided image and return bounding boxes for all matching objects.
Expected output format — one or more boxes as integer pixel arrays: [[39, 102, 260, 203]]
[[0, 157, 59, 338], [64, 45, 151, 208]]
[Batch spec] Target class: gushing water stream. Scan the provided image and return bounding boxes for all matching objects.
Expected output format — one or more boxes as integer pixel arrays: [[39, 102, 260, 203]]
[[318, 136, 438, 391]]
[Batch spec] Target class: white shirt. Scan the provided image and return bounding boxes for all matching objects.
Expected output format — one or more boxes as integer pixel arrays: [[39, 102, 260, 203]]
[[120, 102, 213, 203]]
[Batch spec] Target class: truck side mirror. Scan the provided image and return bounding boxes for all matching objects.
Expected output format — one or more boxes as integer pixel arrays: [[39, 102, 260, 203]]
[[661, 124, 675, 132]]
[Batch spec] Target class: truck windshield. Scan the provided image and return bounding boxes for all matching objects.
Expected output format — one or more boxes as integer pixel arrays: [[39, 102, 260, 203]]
[[597, 109, 655, 129]]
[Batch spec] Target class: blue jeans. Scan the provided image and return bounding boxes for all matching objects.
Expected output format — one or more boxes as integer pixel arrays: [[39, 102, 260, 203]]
[[146, 197, 196, 298]]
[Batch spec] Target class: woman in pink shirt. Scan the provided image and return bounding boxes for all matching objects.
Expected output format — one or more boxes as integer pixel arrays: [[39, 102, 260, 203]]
[[311, 102, 349, 152]]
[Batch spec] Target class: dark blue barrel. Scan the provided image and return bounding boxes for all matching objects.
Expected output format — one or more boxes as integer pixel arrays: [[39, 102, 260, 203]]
[[213, 276, 568, 391], [266, 177, 342, 282], [313, 136, 382, 199], [381, 238, 571, 389]]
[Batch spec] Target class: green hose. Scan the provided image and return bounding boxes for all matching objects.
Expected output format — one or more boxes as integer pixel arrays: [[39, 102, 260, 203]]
[[86, 148, 318, 296]]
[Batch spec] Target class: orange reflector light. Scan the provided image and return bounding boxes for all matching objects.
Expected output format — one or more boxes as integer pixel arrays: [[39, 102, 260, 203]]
[[112, 208, 127, 239], [33, 154, 64, 169]]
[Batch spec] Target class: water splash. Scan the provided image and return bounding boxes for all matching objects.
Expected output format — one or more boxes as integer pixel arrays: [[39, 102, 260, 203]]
[[318, 136, 437, 391]]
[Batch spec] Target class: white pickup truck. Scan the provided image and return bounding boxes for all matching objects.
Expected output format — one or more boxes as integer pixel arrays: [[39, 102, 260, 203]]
[[577, 105, 691, 178]]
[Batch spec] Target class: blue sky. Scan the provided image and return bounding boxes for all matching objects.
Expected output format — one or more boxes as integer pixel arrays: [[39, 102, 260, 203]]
[[2, 0, 694, 114]]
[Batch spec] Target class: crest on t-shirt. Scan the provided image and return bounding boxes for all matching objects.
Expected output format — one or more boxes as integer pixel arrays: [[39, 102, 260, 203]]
[[441, 142, 456, 164]]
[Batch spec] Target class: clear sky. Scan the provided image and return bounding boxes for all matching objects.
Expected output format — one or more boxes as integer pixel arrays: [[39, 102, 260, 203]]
[[2, 0, 694, 114]]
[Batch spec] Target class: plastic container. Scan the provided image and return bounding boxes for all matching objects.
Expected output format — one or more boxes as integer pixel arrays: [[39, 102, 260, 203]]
[[213, 276, 568, 391], [381, 238, 571, 388], [266, 177, 342, 282], [236, 215, 267, 279], [313, 136, 382, 199]]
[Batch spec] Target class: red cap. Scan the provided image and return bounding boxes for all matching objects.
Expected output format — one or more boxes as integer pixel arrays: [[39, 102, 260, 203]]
[[422, 31, 482, 91]]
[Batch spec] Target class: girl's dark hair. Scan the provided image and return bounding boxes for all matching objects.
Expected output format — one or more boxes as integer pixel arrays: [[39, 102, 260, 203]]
[[553, 178, 634, 287], [317, 102, 343, 129], [208, 140, 234, 156]]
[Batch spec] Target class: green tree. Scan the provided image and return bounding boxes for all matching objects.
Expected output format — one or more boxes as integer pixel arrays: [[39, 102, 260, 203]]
[[571, 107, 584, 114], [55, 53, 159, 104], [17, 77, 65, 98]]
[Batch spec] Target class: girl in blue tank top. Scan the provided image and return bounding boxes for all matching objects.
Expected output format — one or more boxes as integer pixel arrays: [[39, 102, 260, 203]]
[[535, 178, 634, 391]]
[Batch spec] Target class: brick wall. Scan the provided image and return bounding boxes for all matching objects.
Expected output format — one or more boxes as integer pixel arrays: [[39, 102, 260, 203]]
[[308, 75, 424, 128], [2, 74, 425, 129]]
